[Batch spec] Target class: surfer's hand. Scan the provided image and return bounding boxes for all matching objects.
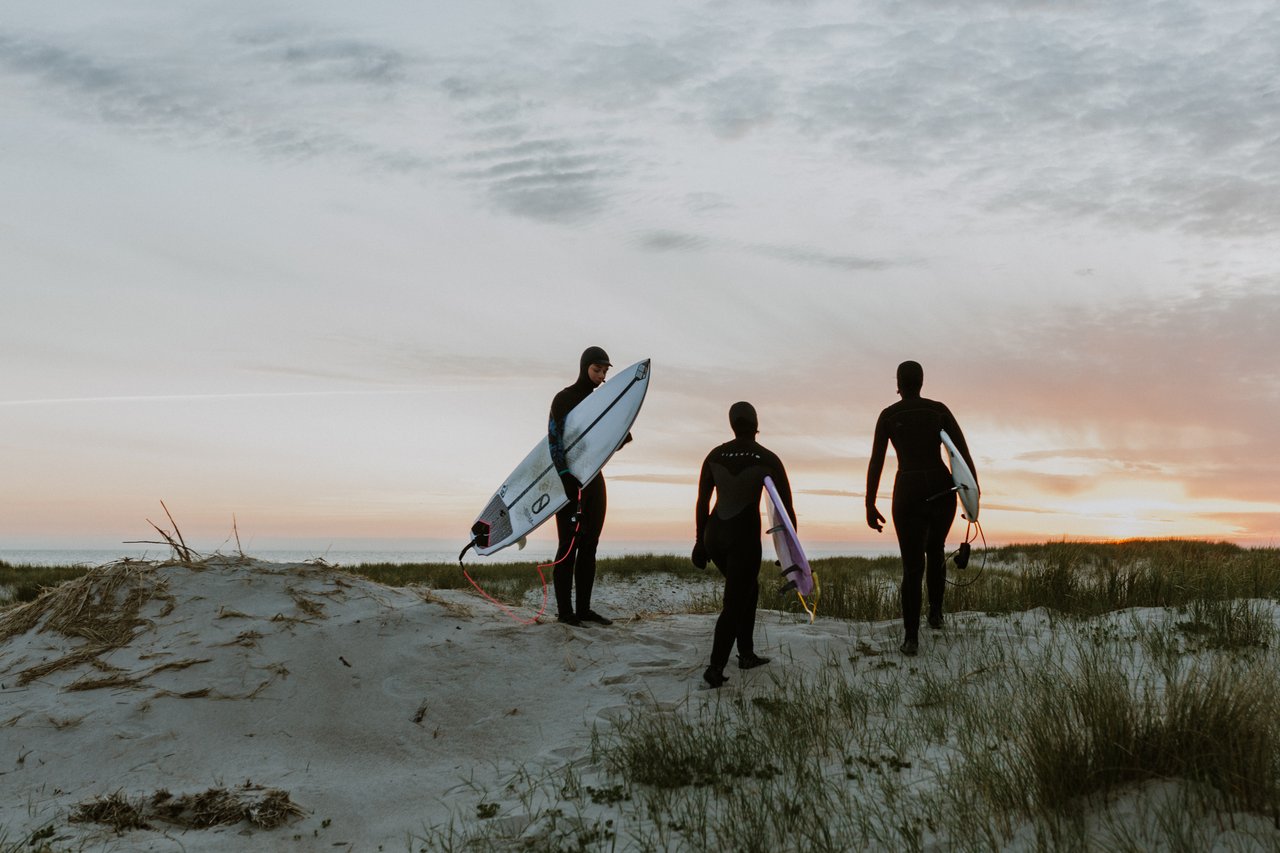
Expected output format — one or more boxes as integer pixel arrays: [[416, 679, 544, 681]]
[[560, 473, 582, 502], [866, 505, 885, 532], [691, 542, 708, 570]]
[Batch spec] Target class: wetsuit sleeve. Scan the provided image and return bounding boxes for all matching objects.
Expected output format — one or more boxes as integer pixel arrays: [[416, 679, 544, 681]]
[[940, 405, 978, 487], [866, 411, 890, 506], [548, 393, 572, 474], [694, 455, 714, 544]]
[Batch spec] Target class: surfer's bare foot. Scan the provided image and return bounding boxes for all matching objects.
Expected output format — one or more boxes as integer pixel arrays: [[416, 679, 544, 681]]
[[557, 613, 582, 626], [737, 653, 770, 670], [703, 666, 728, 688], [900, 639, 919, 656], [578, 610, 613, 625]]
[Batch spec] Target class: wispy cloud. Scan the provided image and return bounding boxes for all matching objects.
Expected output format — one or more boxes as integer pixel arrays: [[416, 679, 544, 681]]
[[635, 229, 893, 272], [0, 28, 433, 175]]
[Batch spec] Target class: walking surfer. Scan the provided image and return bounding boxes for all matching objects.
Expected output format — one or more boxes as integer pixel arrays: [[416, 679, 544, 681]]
[[549, 346, 627, 626], [693, 402, 795, 688], [865, 361, 978, 655]]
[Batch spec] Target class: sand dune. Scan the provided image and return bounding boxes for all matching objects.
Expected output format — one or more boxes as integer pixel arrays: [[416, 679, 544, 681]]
[[3, 556, 1277, 851]]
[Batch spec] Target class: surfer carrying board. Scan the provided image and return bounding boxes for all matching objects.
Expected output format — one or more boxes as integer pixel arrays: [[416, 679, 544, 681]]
[[548, 346, 628, 626], [693, 402, 795, 688], [865, 361, 978, 656]]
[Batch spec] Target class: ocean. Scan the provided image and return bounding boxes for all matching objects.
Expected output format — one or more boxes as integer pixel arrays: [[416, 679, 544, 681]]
[[0, 541, 893, 568]]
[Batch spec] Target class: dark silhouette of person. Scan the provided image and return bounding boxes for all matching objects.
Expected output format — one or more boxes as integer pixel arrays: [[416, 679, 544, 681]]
[[693, 402, 795, 687], [865, 361, 977, 656], [548, 346, 623, 626]]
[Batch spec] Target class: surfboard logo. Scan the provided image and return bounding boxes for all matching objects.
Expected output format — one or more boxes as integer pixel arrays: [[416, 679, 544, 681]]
[[531, 493, 551, 514]]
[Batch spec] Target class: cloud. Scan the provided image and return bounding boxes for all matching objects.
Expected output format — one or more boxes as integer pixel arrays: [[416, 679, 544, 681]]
[[634, 229, 893, 271], [565, 33, 714, 109], [0, 28, 433, 177], [1196, 513, 1280, 542], [695, 66, 782, 139], [781, 3, 1280, 237], [639, 230, 709, 252], [254, 35, 409, 85], [9, 1, 1280, 238], [459, 144, 613, 222], [608, 473, 696, 486]]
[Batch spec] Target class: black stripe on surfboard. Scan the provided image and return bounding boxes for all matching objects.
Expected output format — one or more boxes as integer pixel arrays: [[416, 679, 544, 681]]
[[502, 365, 648, 512]]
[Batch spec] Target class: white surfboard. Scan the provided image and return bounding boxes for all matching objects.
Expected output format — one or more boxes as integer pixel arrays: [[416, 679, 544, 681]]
[[464, 359, 651, 557], [940, 429, 979, 522]]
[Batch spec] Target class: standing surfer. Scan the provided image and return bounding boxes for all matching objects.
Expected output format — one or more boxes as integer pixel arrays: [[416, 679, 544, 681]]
[[865, 360, 978, 655], [693, 402, 795, 688], [549, 346, 625, 626]]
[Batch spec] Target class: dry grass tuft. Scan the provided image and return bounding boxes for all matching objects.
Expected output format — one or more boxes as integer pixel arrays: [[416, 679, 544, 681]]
[[70, 791, 151, 832], [72, 784, 304, 833], [413, 587, 474, 618], [0, 561, 175, 686], [65, 658, 211, 692]]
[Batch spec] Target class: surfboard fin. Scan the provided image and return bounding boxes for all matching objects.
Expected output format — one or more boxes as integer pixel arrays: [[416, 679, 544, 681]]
[[778, 579, 798, 594], [766, 524, 785, 535], [516, 536, 528, 551], [779, 565, 802, 577]]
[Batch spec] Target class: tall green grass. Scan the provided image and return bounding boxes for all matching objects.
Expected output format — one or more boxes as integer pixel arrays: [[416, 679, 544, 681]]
[[762, 540, 1280, 622], [0, 562, 94, 604]]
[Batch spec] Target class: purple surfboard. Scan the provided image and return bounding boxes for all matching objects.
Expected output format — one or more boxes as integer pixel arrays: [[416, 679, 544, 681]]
[[764, 475, 813, 598]]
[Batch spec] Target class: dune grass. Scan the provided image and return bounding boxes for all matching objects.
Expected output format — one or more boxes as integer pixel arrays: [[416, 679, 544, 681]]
[[421, 540, 1280, 851], [763, 540, 1280, 623], [427, 604, 1280, 851], [0, 562, 96, 605]]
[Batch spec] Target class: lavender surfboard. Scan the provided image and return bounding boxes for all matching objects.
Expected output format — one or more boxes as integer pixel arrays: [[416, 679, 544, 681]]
[[764, 475, 813, 597]]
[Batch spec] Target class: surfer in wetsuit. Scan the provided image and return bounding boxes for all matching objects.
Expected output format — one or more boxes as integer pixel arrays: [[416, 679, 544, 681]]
[[865, 360, 978, 656], [692, 402, 795, 688], [549, 346, 626, 626]]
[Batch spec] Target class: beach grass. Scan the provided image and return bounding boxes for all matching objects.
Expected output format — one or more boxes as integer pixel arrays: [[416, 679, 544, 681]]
[[417, 540, 1280, 851], [762, 539, 1280, 622], [6, 539, 1280, 619], [427, 604, 1280, 851]]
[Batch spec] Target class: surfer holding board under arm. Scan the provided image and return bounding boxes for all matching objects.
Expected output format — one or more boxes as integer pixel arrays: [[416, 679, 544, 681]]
[[693, 402, 795, 688], [865, 361, 978, 656], [548, 346, 630, 627]]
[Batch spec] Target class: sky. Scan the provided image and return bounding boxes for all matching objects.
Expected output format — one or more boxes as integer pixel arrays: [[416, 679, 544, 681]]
[[2, 0, 1278, 558]]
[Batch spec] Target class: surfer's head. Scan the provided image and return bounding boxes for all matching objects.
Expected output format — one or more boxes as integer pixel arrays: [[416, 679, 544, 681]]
[[896, 360, 924, 398], [729, 401, 758, 438], [578, 346, 612, 387]]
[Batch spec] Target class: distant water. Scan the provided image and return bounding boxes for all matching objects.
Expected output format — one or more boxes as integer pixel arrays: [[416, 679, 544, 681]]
[[0, 542, 891, 568]]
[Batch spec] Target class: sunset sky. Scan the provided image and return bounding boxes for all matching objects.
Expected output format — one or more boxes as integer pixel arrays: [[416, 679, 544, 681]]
[[3, 0, 1278, 558]]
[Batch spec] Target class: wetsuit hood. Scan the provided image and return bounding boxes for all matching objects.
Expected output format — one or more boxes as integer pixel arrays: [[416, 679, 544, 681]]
[[729, 401, 758, 438], [578, 346, 612, 385], [897, 360, 924, 397]]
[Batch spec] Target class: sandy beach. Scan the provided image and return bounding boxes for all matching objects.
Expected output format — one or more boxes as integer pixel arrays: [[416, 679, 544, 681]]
[[0, 557, 774, 850], [3, 555, 1278, 851]]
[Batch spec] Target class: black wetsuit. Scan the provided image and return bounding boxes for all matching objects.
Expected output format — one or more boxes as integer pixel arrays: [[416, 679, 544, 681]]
[[548, 355, 610, 619], [695, 438, 794, 670], [866, 395, 976, 642]]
